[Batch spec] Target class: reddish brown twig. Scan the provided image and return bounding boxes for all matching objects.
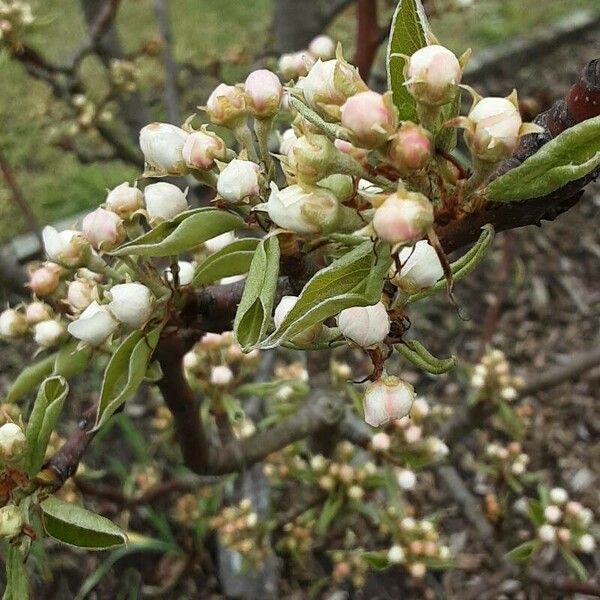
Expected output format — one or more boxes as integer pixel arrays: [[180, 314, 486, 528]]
[[353, 0, 380, 80]]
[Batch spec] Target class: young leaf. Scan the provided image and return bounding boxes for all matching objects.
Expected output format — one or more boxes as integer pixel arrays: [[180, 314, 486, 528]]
[[258, 241, 391, 349], [559, 546, 588, 581], [111, 208, 245, 257], [316, 494, 344, 535], [487, 115, 600, 202], [3, 545, 29, 600], [233, 236, 280, 350], [396, 340, 456, 374], [505, 540, 538, 562], [4, 353, 56, 404], [23, 376, 69, 477], [386, 0, 432, 121], [53, 341, 93, 379], [362, 551, 389, 570], [40, 496, 127, 550], [526, 499, 545, 527], [94, 325, 163, 430], [192, 238, 260, 286]]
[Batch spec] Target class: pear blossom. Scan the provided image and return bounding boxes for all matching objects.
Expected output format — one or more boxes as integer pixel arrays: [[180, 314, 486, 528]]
[[337, 302, 390, 347], [108, 283, 154, 328], [105, 182, 144, 218], [273, 295, 322, 345], [67, 279, 96, 312], [341, 91, 398, 148], [211, 365, 234, 386], [29, 263, 61, 296], [182, 129, 226, 170], [25, 301, 52, 324], [67, 301, 118, 346], [0, 309, 28, 338], [139, 122, 189, 174], [0, 423, 26, 463], [0, 505, 23, 540], [363, 375, 416, 427], [394, 240, 443, 292], [389, 122, 432, 171], [217, 159, 260, 203], [165, 261, 195, 286], [34, 319, 66, 348], [204, 231, 235, 253], [309, 35, 336, 60], [42, 226, 89, 267], [82, 207, 125, 251], [244, 69, 283, 118], [205, 83, 246, 126], [144, 182, 189, 223]]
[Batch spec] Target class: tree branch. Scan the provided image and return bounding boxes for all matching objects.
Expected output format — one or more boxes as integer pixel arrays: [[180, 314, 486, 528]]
[[353, 0, 380, 81]]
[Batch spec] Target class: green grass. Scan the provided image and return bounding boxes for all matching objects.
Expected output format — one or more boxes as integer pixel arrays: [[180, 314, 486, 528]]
[[1, 0, 598, 244]]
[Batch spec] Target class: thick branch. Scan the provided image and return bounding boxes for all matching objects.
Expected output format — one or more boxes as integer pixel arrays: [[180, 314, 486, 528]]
[[353, 0, 380, 81]]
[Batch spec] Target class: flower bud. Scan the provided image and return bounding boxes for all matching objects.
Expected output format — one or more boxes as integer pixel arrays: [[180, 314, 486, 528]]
[[578, 534, 596, 554], [278, 51, 314, 80], [387, 545, 405, 564], [538, 524, 556, 543], [211, 365, 233, 386], [337, 302, 390, 348], [144, 182, 189, 223], [406, 45, 462, 106], [267, 182, 339, 235], [549, 487, 569, 506], [392, 240, 443, 292], [371, 432, 391, 451], [25, 301, 52, 324], [363, 375, 416, 427], [544, 505, 562, 524], [204, 231, 235, 253], [0, 423, 26, 463], [291, 133, 338, 183], [182, 129, 226, 170], [426, 437, 449, 459], [410, 397, 430, 420], [139, 122, 189, 174], [108, 283, 154, 328], [67, 301, 118, 346], [341, 91, 398, 148], [373, 188, 433, 245], [29, 263, 61, 296], [309, 35, 336, 61], [0, 505, 23, 540], [42, 226, 89, 268], [279, 128, 298, 156], [205, 83, 246, 126], [105, 182, 144, 219], [273, 295, 322, 345], [244, 69, 283, 118], [34, 319, 66, 348], [67, 279, 96, 312], [396, 468, 417, 490], [389, 122, 432, 172], [334, 139, 369, 165], [0, 309, 28, 338], [82, 207, 125, 251], [217, 159, 260, 204], [164, 261, 194, 286]]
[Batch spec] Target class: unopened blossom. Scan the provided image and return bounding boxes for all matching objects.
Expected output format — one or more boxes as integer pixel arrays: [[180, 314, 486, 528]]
[[182, 129, 226, 170], [144, 182, 189, 223], [108, 283, 154, 328], [334, 139, 369, 164], [363, 375, 416, 427], [204, 231, 235, 253], [244, 69, 283, 118], [278, 51, 314, 80], [538, 524, 556, 543], [544, 505, 562, 524], [337, 302, 390, 347], [205, 83, 246, 126], [396, 468, 417, 490], [393, 240, 443, 292], [25, 301, 52, 324], [0, 423, 26, 463], [549, 487, 569, 505], [578, 534, 596, 554], [67, 279, 96, 312], [273, 295, 322, 345], [279, 128, 298, 157], [217, 159, 260, 203], [309, 35, 336, 60], [267, 182, 339, 235], [211, 365, 234, 386], [371, 432, 391, 451], [34, 319, 66, 348], [82, 207, 125, 251], [165, 261, 195, 286], [29, 263, 61, 296], [139, 122, 189, 174], [42, 227, 89, 268], [373, 187, 433, 245], [410, 397, 430, 420], [0, 505, 23, 540], [67, 301, 118, 346], [341, 91, 398, 148], [405, 45, 462, 106], [387, 545, 405, 564], [389, 122, 432, 172], [0, 309, 28, 338], [105, 182, 144, 219]]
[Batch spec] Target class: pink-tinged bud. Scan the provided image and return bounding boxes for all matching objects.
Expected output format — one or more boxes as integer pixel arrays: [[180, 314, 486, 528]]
[[363, 375, 416, 427], [372, 188, 433, 245], [406, 45, 462, 106], [334, 139, 369, 165], [182, 129, 226, 170], [278, 51, 315, 80], [210, 365, 234, 386], [393, 240, 443, 292], [273, 295, 322, 345], [67, 301, 118, 346], [139, 122, 189, 175], [0, 308, 28, 338], [67, 279, 96, 312], [34, 319, 66, 348], [42, 226, 90, 268], [309, 35, 336, 61], [217, 159, 260, 204], [82, 207, 125, 251], [341, 91, 398, 148], [25, 301, 52, 324], [371, 431, 391, 451], [0, 423, 26, 463], [245, 69, 283, 118], [337, 302, 390, 347], [105, 182, 144, 219], [29, 263, 61, 296], [108, 282, 154, 329], [205, 83, 246, 126], [144, 182, 189, 223], [389, 122, 432, 172]]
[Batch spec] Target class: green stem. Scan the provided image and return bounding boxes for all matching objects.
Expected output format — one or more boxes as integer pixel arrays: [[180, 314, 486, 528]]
[[254, 117, 274, 175], [233, 123, 259, 163]]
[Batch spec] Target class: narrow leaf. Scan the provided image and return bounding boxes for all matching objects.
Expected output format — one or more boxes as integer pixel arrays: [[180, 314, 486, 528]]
[[192, 238, 259, 286], [396, 340, 456, 374], [3, 545, 29, 600], [559, 546, 588, 581], [487, 115, 600, 202], [4, 354, 55, 404], [505, 540, 538, 562], [53, 341, 93, 379], [40, 496, 127, 549]]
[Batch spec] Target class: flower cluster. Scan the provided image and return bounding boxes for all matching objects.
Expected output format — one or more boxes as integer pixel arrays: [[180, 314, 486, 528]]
[[277, 35, 336, 81], [0, 0, 33, 48], [470, 348, 524, 403], [483, 440, 531, 489]]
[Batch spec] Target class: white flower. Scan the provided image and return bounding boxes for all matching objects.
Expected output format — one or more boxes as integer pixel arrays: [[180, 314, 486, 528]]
[[578, 534, 596, 554], [108, 283, 154, 328], [394, 240, 443, 292], [34, 319, 66, 348], [0, 423, 26, 463], [387, 544, 405, 564], [210, 365, 233, 386], [182, 129, 226, 170], [217, 159, 260, 203], [279, 128, 298, 157], [42, 226, 89, 267], [105, 182, 144, 219], [67, 301, 118, 346], [139, 122, 189, 174], [363, 375, 415, 427], [309, 35, 336, 60], [273, 295, 322, 345], [396, 468, 417, 490], [538, 524, 556, 543], [144, 182, 189, 223], [0, 309, 28, 338], [82, 207, 125, 251], [164, 261, 195, 286], [204, 231, 235, 253], [67, 279, 96, 312], [549, 487, 569, 505], [337, 302, 390, 347]]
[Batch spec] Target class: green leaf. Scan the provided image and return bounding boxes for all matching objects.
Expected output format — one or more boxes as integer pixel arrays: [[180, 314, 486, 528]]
[[396, 340, 456, 374], [233, 236, 280, 350], [94, 325, 163, 431], [362, 551, 389, 570], [487, 115, 600, 202], [4, 354, 56, 404], [559, 546, 588, 581], [111, 208, 245, 257], [40, 496, 127, 550], [23, 376, 69, 477], [436, 90, 461, 152], [505, 540, 538, 563], [496, 399, 525, 440], [259, 241, 391, 349], [386, 0, 432, 121], [2, 545, 29, 600], [192, 238, 259, 286], [316, 494, 344, 535], [53, 341, 93, 379], [526, 499, 545, 527]]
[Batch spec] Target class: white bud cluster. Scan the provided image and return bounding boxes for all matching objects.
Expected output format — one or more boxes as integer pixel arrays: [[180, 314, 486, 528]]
[[485, 440, 530, 477], [470, 348, 524, 403]]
